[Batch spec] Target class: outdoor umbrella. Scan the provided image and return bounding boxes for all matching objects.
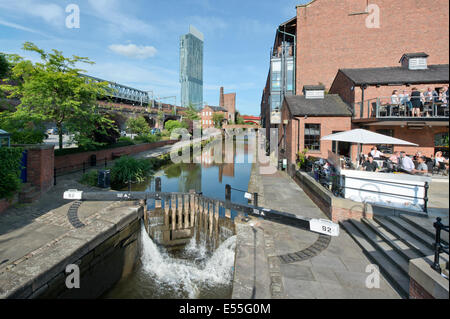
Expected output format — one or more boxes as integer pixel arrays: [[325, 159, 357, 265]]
[[321, 129, 418, 165]]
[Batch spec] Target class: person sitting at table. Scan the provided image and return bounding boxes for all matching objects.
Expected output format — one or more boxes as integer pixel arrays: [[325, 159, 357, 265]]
[[410, 88, 422, 117], [362, 155, 379, 172], [399, 151, 415, 174], [370, 146, 384, 159], [389, 151, 400, 164], [435, 152, 449, 175], [413, 156, 428, 175], [413, 151, 422, 161]]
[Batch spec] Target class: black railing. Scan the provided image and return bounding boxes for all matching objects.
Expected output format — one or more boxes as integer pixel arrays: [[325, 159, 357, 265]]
[[432, 217, 449, 274], [54, 156, 109, 186], [225, 184, 259, 208]]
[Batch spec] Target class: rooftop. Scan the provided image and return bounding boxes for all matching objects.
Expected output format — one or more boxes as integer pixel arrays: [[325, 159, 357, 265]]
[[284, 94, 352, 117], [339, 64, 449, 86]]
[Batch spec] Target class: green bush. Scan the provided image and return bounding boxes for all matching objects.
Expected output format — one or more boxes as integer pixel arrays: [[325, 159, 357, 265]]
[[0, 147, 24, 198], [110, 156, 152, 186], [118, 136, 135, 144], [80, 170, 99, 187], [134, 133, 160, 144]]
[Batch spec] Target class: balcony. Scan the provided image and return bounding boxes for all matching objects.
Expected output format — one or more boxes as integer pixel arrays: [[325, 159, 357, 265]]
[[353, 97, 449, 121]]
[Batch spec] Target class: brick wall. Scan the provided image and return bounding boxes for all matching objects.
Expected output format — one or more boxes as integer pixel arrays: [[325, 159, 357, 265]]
[[54, 140, 176, 175], [409, 277, 434, 299], [280, 101, 353, 166], [359, 125, 448, 158], [296, 0, 449, 92]]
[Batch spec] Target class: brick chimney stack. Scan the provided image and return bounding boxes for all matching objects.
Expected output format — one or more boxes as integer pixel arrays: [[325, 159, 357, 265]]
[[219, 87, 224, 107]]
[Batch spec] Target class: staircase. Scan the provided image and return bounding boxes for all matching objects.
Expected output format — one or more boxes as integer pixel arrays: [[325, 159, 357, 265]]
[[341, 214, 449, 298], [19, 183, 41, 204]]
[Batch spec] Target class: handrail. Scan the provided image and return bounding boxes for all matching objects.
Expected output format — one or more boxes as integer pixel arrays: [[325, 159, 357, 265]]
[[353, 96, 449, 119], [338, 175, 429, 213], [432, 217, 449, 274]]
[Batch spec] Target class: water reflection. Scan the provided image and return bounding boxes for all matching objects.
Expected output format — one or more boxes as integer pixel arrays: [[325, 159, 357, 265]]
[[131, 138, 253, 206]]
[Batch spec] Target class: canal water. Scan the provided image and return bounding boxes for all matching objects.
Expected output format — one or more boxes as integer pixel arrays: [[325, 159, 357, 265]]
[[103, 137, 254, 299]]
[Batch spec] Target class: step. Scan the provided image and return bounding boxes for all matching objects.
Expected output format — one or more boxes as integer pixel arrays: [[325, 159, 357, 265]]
[[340, 220, 410, 298], [361, 218, 423, 262], [399, 214, 449, 246], [348, 219, 410, 277], [385, 216, 435, 251], [374, 216, 434, 257]]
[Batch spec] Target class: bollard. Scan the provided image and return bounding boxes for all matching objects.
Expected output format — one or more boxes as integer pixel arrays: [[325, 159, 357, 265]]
[[83, 162, 86, 174], [104, 157, 107, 168], [225, 184, 231, 201], [254, 192, 258, 207], [54, 168, 57, 186], [432, 217, 443, 273]]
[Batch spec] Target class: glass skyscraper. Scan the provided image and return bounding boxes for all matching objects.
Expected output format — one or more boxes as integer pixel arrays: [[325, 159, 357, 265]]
[[180, 25, 204, 109]]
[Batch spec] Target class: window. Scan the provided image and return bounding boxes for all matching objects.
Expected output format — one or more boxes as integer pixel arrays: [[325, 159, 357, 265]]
[[305, 124, 321, 151]]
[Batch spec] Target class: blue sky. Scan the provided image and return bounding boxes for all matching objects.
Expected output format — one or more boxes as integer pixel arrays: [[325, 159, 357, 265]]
[[0, 0, 308, 115]]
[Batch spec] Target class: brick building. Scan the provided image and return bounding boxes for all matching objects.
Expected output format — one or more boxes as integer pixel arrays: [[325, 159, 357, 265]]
[[261, 0, 449, 164], [220, 87, 236, 123], [199, 105, 228, 129], [330, 53, 449, 159], [280, 86, 352, 168]]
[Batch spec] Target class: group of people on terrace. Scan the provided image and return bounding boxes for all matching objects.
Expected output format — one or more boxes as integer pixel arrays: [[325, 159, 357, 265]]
[[390, 86, 449, 117], [360, 146, 449, 176]]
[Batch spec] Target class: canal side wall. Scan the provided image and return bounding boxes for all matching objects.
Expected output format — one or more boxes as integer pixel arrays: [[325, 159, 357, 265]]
[[0, 202, 143, 299], [293, 171, 373, 222]]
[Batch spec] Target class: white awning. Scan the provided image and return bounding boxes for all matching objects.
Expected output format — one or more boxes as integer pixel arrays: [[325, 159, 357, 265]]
[[321, 129, 418, 146]]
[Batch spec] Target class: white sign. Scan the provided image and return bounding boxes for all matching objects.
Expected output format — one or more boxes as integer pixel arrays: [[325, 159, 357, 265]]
[[271, 111, 281, 124], [244, 192, 252, 200], [63, 189, 83, 200], [309, 219, 340, 237]]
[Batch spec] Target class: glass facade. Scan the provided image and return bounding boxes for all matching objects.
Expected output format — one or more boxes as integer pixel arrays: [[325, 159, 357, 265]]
[[269, 42, 295, 119], [180, 26, 204, 109]]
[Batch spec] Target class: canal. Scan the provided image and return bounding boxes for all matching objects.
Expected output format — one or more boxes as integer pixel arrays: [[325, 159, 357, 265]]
[[103, 137, 254, 299]]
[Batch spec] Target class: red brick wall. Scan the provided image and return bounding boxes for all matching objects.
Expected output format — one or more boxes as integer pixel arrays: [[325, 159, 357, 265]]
[[224, 93, 236, 119], [296, 0, 449, 92], [54, 140, 176, 174], [359, 125, 448, 157], [26, 145, 54, 193], [410, 278, 434, 299]]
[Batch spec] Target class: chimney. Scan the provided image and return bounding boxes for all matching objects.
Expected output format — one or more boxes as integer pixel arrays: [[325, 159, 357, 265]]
[[220, 87, 224, 107]]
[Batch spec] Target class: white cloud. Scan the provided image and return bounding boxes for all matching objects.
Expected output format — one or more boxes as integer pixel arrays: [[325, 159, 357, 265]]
[[0, 18, 53, 38], [109, 44, 157, 59], [0, 0, 64, 27], [87, 0, 158, 38]]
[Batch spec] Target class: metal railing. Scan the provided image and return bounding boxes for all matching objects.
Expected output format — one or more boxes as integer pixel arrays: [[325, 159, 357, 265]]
[[432, 217, 449, 274], [54, 156, 109, 185], [353, 97, 449, 120], [337, 175, 430, 213]]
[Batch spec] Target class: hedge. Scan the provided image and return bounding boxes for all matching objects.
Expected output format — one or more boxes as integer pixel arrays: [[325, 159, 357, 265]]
[[0, 147, 24, 199]]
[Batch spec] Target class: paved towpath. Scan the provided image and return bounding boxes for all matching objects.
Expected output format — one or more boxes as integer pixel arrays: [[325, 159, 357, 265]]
[[233, 161, 401, 299]]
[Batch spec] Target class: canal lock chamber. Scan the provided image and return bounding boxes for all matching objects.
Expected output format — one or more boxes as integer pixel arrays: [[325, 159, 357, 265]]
[[103, 195, 238, 299]]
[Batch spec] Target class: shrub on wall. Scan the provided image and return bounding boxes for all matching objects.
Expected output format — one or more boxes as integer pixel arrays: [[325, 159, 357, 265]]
[[110, 156, 152, 187], [80, 170, 99, 187], [0, 147, 24, 199]]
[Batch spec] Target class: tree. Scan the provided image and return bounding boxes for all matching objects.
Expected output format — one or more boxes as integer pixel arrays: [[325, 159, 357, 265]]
[[185, 103, 200, 121], [0, 53, 9, 79], [126, 116, 149, 137], [213, 113, 225, 128], [235, 114, 245, 125], [165, 120, 187, 132], [0, 42, 112, 149]]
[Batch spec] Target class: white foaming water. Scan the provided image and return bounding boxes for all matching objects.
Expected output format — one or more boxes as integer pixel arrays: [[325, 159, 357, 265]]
[[140, 224, 236, 298]]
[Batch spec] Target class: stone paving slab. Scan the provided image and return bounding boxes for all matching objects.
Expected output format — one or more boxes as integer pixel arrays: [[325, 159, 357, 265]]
[[235, 161, 402, 299]]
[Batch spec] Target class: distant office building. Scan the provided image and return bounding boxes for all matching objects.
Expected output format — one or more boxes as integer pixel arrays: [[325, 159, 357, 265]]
[[180, 25, 204, 110]]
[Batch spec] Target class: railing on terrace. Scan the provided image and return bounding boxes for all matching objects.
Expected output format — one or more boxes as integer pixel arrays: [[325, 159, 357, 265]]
[[353, 97, 449, 120], [432, 217, 449, 275]]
